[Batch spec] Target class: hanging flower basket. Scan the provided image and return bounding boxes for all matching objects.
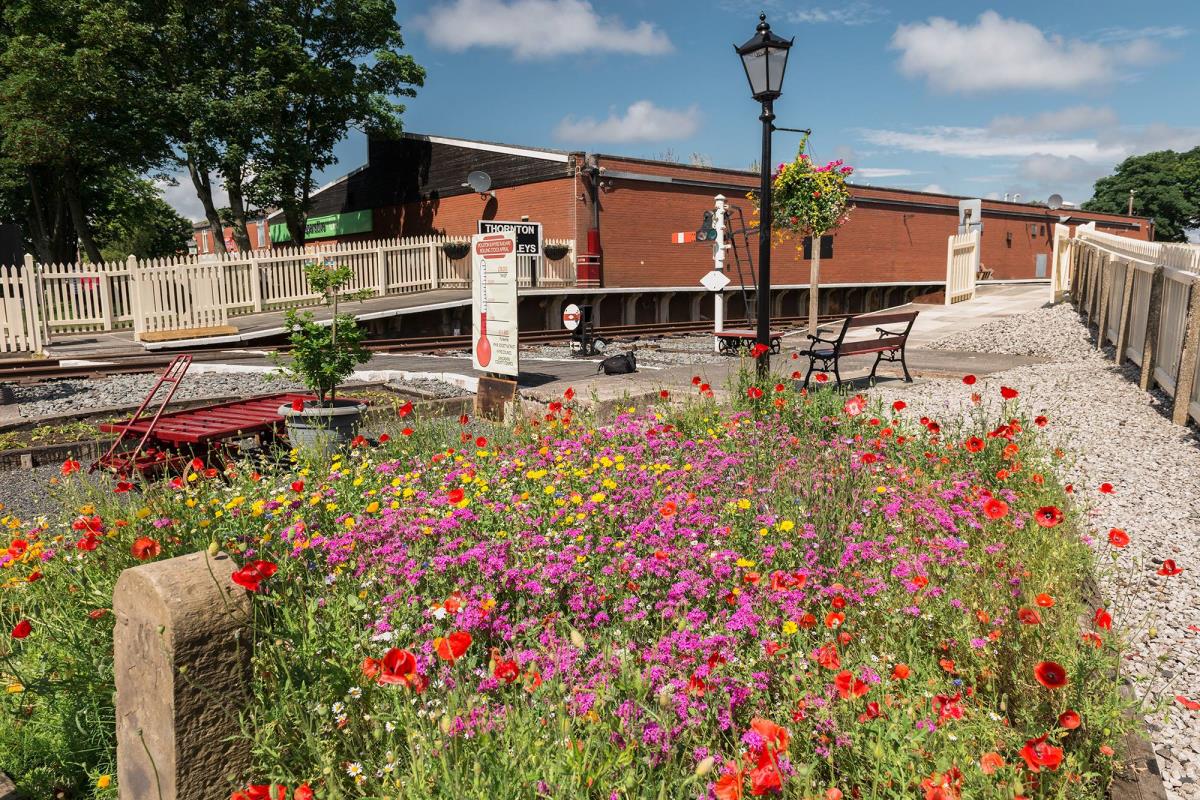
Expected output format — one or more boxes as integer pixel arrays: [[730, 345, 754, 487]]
[[754, 137, 854, 241], [543, 243, 570, 261], [441, 240, 471, 260]]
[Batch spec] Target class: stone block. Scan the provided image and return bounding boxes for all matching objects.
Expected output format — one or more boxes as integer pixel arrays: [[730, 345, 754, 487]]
[[114, 550, 252, 800]]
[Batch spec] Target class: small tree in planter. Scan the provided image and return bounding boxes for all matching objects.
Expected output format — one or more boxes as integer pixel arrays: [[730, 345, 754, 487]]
[[275, 259, 372, 453], [753, 136, 853, 333]]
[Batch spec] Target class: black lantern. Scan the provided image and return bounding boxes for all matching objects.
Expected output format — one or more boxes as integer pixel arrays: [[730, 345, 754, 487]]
[[735, 13, 793, 102], [735, 13, 792, 376]]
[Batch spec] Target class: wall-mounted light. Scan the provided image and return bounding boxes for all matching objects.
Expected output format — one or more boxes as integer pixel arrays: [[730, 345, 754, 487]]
[[599, 180, 615, 193]]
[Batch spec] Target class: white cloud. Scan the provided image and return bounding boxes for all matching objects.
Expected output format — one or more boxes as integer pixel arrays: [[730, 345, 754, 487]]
[[890, 11, 1169, 92], [855, 167, 915, 179], [1091, 25, 1189, 44], [989, 106, 1118, 136], [858, 126, 1126, 161], [155, 173, 227, 223], [921, 183, 947, 194], [787, 3, 887, 25], [1017, 154, 1101, 185], [554, 101, 700, 143], [416, 0, 672, 59]]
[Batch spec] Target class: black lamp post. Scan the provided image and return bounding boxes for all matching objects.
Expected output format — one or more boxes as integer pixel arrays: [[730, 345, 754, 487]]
[[736, 13, 792, 376]]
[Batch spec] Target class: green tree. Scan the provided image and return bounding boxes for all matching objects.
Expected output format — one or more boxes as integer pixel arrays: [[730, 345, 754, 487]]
[[95, 173, 192, 260], [249, 0, 424, 245], [1083, 148, 1200, 242], [0, 0, 170, 262]]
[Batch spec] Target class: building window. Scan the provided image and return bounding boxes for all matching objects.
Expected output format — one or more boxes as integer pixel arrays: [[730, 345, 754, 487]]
[[802, 235, 833, 260], [256, 221, 266, 248], [201, 232, 209, 253]]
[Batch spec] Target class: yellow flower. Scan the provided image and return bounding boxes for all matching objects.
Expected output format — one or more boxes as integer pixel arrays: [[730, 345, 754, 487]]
[[365, 501, 380, 514], [778, 520, 795, 532], [736, 498, 751, 510], [589, 492, 605, 503], [97, 774, 112, 789], [782, 621, 798, 636], [736, 558, 756, 568]]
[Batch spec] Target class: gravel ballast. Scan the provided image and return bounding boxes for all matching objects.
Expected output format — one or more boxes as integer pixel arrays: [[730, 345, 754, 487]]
[[883, 302, 1200, 798]]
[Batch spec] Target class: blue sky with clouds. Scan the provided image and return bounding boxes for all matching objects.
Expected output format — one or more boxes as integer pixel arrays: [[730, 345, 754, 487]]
[[164, 1, 1200, 218]]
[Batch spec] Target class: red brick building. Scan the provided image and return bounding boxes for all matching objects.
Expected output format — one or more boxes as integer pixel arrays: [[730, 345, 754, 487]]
[[255, 133, 1151, 326]]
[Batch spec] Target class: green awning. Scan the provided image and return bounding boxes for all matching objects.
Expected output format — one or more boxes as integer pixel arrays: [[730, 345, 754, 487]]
[[269, 209, 373, 243]]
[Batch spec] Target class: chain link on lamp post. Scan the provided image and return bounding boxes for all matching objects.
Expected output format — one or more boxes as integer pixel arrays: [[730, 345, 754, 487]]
[[735, 13, 792, 377]]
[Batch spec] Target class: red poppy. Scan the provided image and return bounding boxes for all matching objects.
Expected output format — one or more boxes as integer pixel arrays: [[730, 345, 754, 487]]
[[834, 670, 869, 699], [563, 387, 575, 400], [659, 389, 670, 399], [825, 611, 845, 628], [891, 663, 910, 680], [1034, 661, 1068, 689], [814, 373, 828, 383], [459, 414, 470, 425], [1158, 559, 1183, 576], [1030, 506, 1062, 528], [1058, 709, 1081, 729], [231, 560, 278, 592], [1019, 734, 1064, 772], [1018, 608, 1042, 625], [815, 644, 841, 671], [294, 786, 315, 800], [76, 533, 100, 551], [714, 763, 744, 800], [114, 481, 134, 493], [749, 759, 782, 796], [749, 717, 789, 753], [1094, 607, 1112, 631], [980, 752, 1005, 775], [1000, 386, 1018, 399], [962, 374, 976, 385], [493, 657, 520, 684], [351, 435, 367, 448], [447, 488, 465, 505], [982, 497, 1009, 520], [11, 619, 31, 639], [1108, 528, 1130, 548], [892, 400, 906, 411], [1098, 482, 1115, 494], [291, 398, 305, 412], [964, 437, 985, 453], [376, 647, 421, 689], [692, 375, 702, 386], [61, 459, 81, 475], [843, 395, 866, 417], [402, 427, 413, 436], [659, 500, 677, 517], [131, 537, 161, 560], [378, 433, 390, 443], [434, 630, 472, 662], [750, 343, 769, 359], [933, 692, 964, 725], [1035, 593, 1055, 607], [1034, 415, 1048, 427], [746, 386, 764, 399]]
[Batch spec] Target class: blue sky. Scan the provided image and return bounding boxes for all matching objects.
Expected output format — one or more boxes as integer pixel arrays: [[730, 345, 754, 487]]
[[164, 1, 1200, 218]]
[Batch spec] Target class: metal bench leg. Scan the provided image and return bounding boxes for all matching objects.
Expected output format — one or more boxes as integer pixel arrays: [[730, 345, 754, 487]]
[[900, 345, 913, 382], [833, 359, 843, 390], [869, 351, 884, 386], [802, 358, 816, 389]]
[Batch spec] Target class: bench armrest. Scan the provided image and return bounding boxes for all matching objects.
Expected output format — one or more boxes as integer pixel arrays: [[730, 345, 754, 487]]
[[875, 327, 907, 337], [806, 333, 838, 345]]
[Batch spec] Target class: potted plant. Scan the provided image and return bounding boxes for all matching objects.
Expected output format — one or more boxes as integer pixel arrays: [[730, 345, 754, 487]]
[[275, 259, 371, 454]]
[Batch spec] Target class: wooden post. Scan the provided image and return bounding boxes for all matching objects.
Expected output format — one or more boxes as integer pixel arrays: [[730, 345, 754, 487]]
[[375, 246, 388, 296], [808, 236, 821, 333], [1139, 266, 1165, 392], [1114, 259, 1136, 366], [1095, 254, 1112, 351], [249, 255, 263, 312], [98, 269, 114, 331], [429, 241, 441, 290], [128, 255, 145, 338], [1172, 276, 1200, 426], [943, 235, 954, 307]]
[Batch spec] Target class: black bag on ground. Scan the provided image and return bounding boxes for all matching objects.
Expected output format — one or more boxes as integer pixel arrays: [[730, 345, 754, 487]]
[[598, 351, 637, 375]]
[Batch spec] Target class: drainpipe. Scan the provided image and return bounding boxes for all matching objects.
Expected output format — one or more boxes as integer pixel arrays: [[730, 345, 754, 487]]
[[582, 155, 603, 288]]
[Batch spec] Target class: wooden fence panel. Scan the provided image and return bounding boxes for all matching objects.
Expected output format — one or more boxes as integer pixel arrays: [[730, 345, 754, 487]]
[[944, 230, 979, 305]]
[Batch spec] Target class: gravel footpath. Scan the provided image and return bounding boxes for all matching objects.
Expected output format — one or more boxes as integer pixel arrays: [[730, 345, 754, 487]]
[[10, 370, 469, 419], [0, 462, 82, 522], [882, 302, 1200, 798]]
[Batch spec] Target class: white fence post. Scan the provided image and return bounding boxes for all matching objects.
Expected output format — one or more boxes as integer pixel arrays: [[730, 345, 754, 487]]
[[944, 235, 955, 306], [375, 245, 388, 296], [249, 255, 263, 313], [429, 240, 441, 290]]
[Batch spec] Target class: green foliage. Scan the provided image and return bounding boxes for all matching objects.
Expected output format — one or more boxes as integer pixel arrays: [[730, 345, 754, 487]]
[[274, 260, 370, 404], [95, 173, 192, 260], [1083, 148, 1200, 242]]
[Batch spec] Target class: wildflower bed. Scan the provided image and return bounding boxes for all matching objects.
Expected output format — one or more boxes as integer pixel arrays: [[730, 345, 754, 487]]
[[1, 380, 1132, 799]]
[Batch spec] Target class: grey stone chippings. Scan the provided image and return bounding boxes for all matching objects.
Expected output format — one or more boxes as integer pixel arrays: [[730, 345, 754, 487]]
[[880, 302, 1200, 800]]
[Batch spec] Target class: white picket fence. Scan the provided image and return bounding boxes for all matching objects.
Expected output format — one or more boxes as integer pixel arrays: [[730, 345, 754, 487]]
[[944, 230, 980, 304], [1061, 225, 1200, 426], [0, 234, 577, 351]]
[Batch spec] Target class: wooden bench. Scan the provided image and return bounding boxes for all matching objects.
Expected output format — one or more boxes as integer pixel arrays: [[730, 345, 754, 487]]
[[715, 328, 784, 355], [798, 310, 919, 388]]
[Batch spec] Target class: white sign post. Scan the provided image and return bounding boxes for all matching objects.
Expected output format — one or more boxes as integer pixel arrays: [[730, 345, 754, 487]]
[[471, 231, 520, 377], [708, 195, 729, 352]]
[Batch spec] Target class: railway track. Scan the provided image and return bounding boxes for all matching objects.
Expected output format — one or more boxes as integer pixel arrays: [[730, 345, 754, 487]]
[[0, 315, 837, 384]]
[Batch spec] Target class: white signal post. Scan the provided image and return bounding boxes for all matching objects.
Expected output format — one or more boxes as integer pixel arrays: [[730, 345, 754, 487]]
[[712, 195, 727, 352]]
